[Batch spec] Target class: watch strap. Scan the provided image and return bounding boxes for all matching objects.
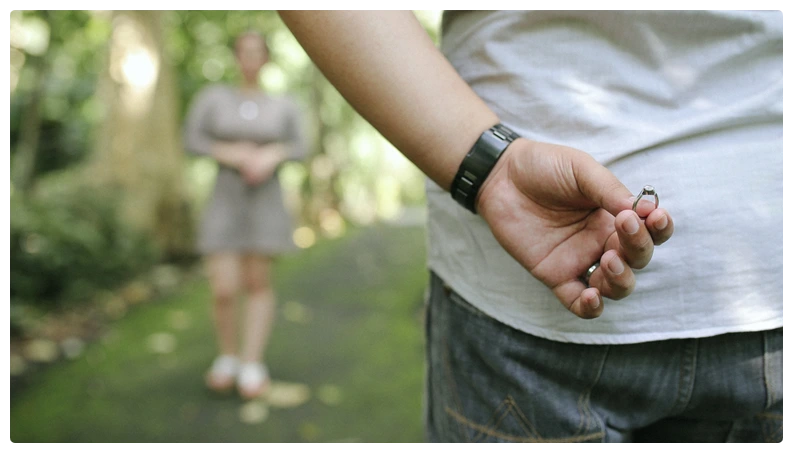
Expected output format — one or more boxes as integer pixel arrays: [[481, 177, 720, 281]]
[[450, 123, 520, 213]]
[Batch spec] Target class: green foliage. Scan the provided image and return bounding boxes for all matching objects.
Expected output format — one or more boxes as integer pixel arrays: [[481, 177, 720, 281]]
[[12, 10, 436, 226], [10, 11, 111, 177], [9, 10, 440, 312], [164, 11, 293, 118], [10, 172, 160, 308]]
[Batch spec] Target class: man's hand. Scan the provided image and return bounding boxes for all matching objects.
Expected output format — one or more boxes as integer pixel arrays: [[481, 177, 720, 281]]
[[278, 11, 674, 317], [476, 138, 675, 319]]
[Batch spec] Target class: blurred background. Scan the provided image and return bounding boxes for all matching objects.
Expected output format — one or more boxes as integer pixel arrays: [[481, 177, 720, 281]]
[[10, 10, 440, 442]]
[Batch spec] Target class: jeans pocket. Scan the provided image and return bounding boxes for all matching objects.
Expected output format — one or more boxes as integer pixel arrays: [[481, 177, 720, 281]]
[[426, 273, 606, 442]]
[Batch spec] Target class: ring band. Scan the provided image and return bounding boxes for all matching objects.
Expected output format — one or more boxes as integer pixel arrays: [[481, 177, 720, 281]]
[[584, 262, 600, 287], [632, 185, 659, 212]]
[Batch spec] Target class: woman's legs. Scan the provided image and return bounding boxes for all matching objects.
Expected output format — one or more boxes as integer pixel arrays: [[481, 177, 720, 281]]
[[205, 253, 243, 390], [237, 254, 276, 398]]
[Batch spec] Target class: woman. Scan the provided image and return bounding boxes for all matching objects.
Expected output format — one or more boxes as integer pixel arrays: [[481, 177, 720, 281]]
[[183, 31, 307, 400]]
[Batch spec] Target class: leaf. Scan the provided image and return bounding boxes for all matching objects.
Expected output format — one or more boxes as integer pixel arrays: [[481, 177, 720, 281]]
[[266, 381, 311, 408], [238, 401, 269, 425]]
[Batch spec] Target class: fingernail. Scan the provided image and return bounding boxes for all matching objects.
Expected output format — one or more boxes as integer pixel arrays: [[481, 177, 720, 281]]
[[654, 216, 668, 230], [624, 215, 640, 235], [590, 294, 600, 309], [608, 256, 625, 275]]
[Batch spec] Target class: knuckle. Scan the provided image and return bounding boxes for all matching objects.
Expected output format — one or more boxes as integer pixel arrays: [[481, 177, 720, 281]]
[[628, 236, 654, 257], [605, 279, 635, 300]]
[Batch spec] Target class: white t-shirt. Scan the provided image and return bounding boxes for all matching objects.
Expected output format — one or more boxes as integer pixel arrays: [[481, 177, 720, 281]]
[[427, 10, 782, 344]]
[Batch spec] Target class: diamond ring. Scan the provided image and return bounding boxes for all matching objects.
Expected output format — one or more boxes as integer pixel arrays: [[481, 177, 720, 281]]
[[632, 185, 659, 212]]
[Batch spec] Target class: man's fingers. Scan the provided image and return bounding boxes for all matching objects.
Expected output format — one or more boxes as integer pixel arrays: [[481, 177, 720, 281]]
[[645, 208, 675, 245], [554, 281, 604, 319], [606, 210, 655, 269], [588, 250, 636, 300]]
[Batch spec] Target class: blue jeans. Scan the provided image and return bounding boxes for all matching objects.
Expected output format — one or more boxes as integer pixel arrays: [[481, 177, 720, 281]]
[[424, 272, 783, 442]]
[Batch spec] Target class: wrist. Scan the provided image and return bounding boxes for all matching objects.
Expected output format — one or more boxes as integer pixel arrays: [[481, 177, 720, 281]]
[[450, 123, 521, 214], [475, 138, 529, 215]]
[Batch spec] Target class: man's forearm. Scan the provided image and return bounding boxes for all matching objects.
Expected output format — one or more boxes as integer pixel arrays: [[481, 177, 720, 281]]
[[278, 11, 499, 190]]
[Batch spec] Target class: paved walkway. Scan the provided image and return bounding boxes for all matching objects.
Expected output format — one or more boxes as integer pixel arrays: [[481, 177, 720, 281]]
[[10, 224, 428, 442]]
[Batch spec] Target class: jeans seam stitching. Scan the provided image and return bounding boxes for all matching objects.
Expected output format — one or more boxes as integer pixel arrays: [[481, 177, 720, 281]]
[[760, 414, 782, 442], [507, 395, 543, 439], [672, 339, 698, 414], [478, 399, 517, 442], [578, 345, 610, 438], [436, 274, 472, 442], [441, 335, 469, 441], [469, 398, 506, 442], [757, 412, 783, 442], [762, 330, 774, 410], [445, 407, 605, 442]]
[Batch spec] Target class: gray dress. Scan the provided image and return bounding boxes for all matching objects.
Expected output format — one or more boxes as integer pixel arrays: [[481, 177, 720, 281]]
[[183, 84, 307, 255]]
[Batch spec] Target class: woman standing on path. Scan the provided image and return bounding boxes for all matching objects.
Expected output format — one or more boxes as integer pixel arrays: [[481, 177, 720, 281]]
[[183, 31, 307, 400]]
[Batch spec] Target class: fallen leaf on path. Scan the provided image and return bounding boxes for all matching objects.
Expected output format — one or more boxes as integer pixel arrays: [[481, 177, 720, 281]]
[[317, 384, 343, 406], [282, 301, 313, 324], [61, 337, 85, 359], [10, 354, 27, 376], [267, 381, 311, 408], [147, 332, 177, 354], [299, 422, 320, 441], [239, 400, 270, 425], [168, 310, 192, 330], [24, 339, 59, 363]]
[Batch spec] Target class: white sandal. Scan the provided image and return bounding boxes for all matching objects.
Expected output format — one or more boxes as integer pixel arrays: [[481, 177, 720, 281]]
[[205, 355, 239, 393], [237, 362, 271, 400]]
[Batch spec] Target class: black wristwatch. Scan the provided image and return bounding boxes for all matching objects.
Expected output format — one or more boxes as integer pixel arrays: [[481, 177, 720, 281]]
[[450, 123, 521, 214]]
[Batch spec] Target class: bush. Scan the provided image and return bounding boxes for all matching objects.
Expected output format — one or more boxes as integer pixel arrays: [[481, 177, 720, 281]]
[[10, 171, 160, 309]]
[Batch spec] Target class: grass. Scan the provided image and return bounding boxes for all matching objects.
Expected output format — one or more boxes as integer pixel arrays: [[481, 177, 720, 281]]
[[10, 223, 429, 442]]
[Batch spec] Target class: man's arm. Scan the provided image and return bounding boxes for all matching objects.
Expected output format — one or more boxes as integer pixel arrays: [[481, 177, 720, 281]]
[[279, 11, 674, 318], [279, 11, 496, 190]]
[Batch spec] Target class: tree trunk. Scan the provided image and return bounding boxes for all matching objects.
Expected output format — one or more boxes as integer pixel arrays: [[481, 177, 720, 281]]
[[92, 10, 193, 259]]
